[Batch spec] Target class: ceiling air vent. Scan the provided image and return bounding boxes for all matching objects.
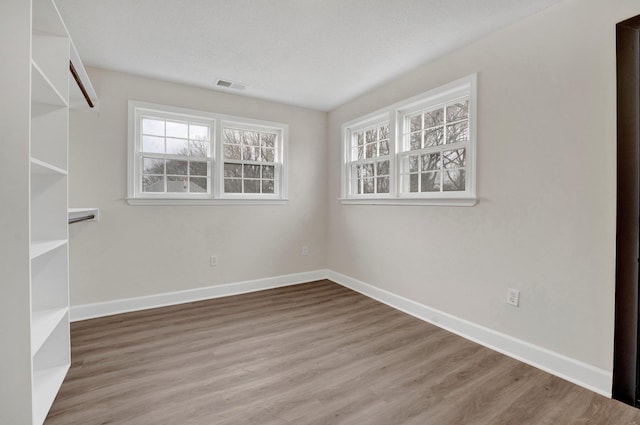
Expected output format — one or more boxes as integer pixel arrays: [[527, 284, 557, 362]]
[[214, 79, 246, 91]]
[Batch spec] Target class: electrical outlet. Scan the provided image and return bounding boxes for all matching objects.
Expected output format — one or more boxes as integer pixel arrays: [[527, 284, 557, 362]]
[[507, 288, 520, 307], [301, 246, 309, 256], [210, 256, 217, 267]]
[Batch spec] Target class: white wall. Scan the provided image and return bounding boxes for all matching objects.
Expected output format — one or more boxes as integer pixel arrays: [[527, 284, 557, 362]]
[[67, 0, 640, 387], [68, 68, 327, 305], [327, 0, 640, 373]]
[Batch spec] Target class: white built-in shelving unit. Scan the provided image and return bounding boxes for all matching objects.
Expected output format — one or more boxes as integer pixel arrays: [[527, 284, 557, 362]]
[[0, 0, 97, 423], [30, 1, 71, 424]]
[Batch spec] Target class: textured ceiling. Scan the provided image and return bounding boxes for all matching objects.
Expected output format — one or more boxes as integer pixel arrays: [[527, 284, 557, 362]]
[[56, 0, 563, 111]]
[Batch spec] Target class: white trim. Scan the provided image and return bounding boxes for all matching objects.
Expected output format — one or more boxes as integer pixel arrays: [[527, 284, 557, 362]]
[[69, 268, 612, 397], [338, 197, 478, 206], [70, 269, 327, 321], [126, 198, 289, 206], [325, 270, 612, 397]]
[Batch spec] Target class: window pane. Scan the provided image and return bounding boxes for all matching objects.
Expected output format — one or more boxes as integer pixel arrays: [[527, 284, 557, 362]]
[[409, 155, 419, 172], [142, 118, 164, 136], [366, 143, 376, 159], [189, 161, 208, 176], [410, 132, 421, 150], [356, 132, 364, 157], [421, 153, 441, 171], [379, 125, 389, 140], [224, 128, 242, 144], [379, 140, 389, 156], [167, 121, 189, 139], [421, 171, 441, 192], [409, 174, 419, 192], [262, 133, 276, 148], [424, 108, 444, 128], [142, 135, 164, 153], [224, 144, 241, 160], [166, 138, 189, 155], [244, 164, 260, 178], [447, 99, 469, 122], [224, 163, 242, 177], [166, 121, 188, 138], [245, 179, 260, 193], [363, 178, 375, 193], [261, 148, 275, 162], [189, 124, 209, 141], [355, 164, 362, 178], [363, 163, 374, 177], [366, 129, 376, 143], [143, 157, 164, 174], [443, 149, 466, 168], [166, 160, 188, 175], [424, 127, 443, 147], [244, 131, 260, 146], [242, 146, 259, 161], [167, 176, 188, 192], [263, 165, 275, 179], [377, 160, 389, 176], [189, 177, 207, 193], [189, 141, 210, 157], [409, 114, 422, 132], [224, 178, 242, 193], [447, 121, 469, 143], [262, 180, 275, 194], [443, 169, 466, 191], [142, 175, 164, 192], [377, 176, 389, 193]]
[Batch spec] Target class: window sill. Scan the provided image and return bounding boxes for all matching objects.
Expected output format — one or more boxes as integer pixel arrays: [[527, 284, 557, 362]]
[[127, 198, 289, 206], [339, 197, 478, 206]]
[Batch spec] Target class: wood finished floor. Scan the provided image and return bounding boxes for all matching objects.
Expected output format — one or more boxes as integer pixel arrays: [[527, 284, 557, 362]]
[[46, 280, 640, 425]]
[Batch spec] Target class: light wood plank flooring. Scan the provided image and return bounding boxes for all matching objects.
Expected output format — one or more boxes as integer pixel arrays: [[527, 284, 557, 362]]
[[45, 280, 640, 424]]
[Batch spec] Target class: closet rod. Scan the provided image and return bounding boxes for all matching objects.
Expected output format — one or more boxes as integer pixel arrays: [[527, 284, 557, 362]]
[[68, 214, 95, 224], [69, 61, 95, 108]]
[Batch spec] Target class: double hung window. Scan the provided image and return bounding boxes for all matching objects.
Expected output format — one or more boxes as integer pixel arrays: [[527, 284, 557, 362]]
[[345, 119, 391, 196], [128, 101, 288, 204], [399, 97, 469, 194], [342, 74, 477, 206], [222, 125, 280, 196]]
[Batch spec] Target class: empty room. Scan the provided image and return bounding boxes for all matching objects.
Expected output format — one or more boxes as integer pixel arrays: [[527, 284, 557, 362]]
[[3, 0, 640, 423]]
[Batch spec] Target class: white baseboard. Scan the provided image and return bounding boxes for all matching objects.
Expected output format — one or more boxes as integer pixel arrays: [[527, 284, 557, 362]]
[[70, 268, 612, 397], [70, 269, 328, 322], [325, 270, 612, 398]]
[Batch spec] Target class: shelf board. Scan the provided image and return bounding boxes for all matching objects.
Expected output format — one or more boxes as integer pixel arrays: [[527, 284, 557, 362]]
[[31, 240, 67, 260], [31, 157, 67, 176], [31, 308, 68, 355], [68, 207, 99, 222], [32, 364, 70, 425], [31, 60, 68, 107]]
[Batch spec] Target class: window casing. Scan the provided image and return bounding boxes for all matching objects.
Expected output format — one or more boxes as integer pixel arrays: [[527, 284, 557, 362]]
[[341, 74, 477, 206], [221, 123, 281, 197], [345, 117, 391, 196], [128, 101, 288, 204]]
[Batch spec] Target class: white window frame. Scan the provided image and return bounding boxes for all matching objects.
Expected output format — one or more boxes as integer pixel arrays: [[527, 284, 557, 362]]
[[127, 101, 288, 205], [218, 120, 286, 201], [343, 114, 394, 198], [341, 74, 477, 206]]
